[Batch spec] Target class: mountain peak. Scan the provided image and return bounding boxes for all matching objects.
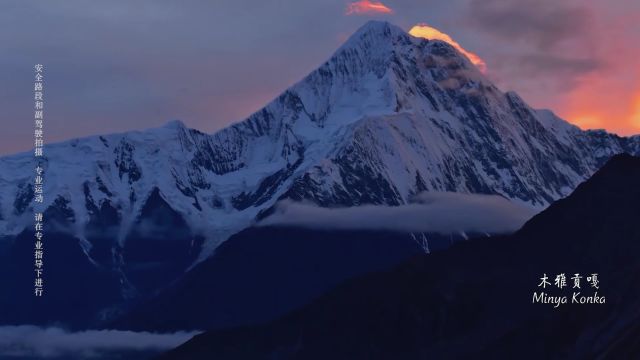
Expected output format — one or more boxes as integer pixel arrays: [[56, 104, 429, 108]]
[[355, 20, 401, 34], [336, 21, 483, 85], [348, 21, 478, 66], [163, 119, 186, 129], [342, 20, 412, 51]]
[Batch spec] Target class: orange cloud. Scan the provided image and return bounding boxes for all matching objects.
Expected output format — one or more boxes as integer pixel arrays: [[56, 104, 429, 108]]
[[559, 85, 640, 135], [345, 0, 393, 15], [552, 25, 640, 136], [631, 94, 640, 130], [569, 92, 638, 138], [409, 23, 487, 73]]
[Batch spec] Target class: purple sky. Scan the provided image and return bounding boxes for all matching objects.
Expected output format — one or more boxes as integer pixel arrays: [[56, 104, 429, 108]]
[[1, 0, 638, 155]]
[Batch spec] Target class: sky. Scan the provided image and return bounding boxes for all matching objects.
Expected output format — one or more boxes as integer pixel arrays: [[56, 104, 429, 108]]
[[0, 0, 638, 155]]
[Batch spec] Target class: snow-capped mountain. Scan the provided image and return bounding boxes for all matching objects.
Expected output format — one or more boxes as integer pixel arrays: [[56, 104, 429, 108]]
[[0, 21, 639, 305]]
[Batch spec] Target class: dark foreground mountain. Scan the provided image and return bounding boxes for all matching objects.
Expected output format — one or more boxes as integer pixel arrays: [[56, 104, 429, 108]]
[[160, 153, 640, 359], [114, 225, 493, 331], [113, 227, 427, 331]]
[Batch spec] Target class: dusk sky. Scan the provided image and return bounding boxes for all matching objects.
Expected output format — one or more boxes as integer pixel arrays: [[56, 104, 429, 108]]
[[1, 0, 638, 155]]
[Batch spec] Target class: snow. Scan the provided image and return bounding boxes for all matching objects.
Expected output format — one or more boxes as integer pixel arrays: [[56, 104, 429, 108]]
[[0, 20, 638, 270]]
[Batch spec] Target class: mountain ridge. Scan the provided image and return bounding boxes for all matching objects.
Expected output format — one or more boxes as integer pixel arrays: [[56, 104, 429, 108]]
[[0, 21, 639, 323]]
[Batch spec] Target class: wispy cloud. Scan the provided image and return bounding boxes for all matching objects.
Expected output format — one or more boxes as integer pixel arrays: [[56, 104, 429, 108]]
[[345, 0, 394, 15], [463, 0, 600, 81], [260, 192, 538, 235], [0, 326, 199, 359]]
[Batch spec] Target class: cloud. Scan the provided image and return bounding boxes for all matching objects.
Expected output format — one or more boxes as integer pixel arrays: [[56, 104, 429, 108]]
[[513, 54, 602, 90], [0, 326, 199, 359], [345, 0, 393, 15], [466, 0, 594, 51], [409, 23, 487, 73], [463, 0, 602, 85], [457, 0, 640, 135], [259, 192, 538, 235]]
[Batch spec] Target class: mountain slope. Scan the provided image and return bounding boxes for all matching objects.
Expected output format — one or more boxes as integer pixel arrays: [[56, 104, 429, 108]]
[[0, 21, 638, 326], [113, 226, 429, 332], [160, 154, 640, 360]]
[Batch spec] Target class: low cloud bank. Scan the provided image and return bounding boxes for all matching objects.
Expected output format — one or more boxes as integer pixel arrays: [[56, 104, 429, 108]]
[[0, 325, 199, 359], [260, 192, 538, 235]]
